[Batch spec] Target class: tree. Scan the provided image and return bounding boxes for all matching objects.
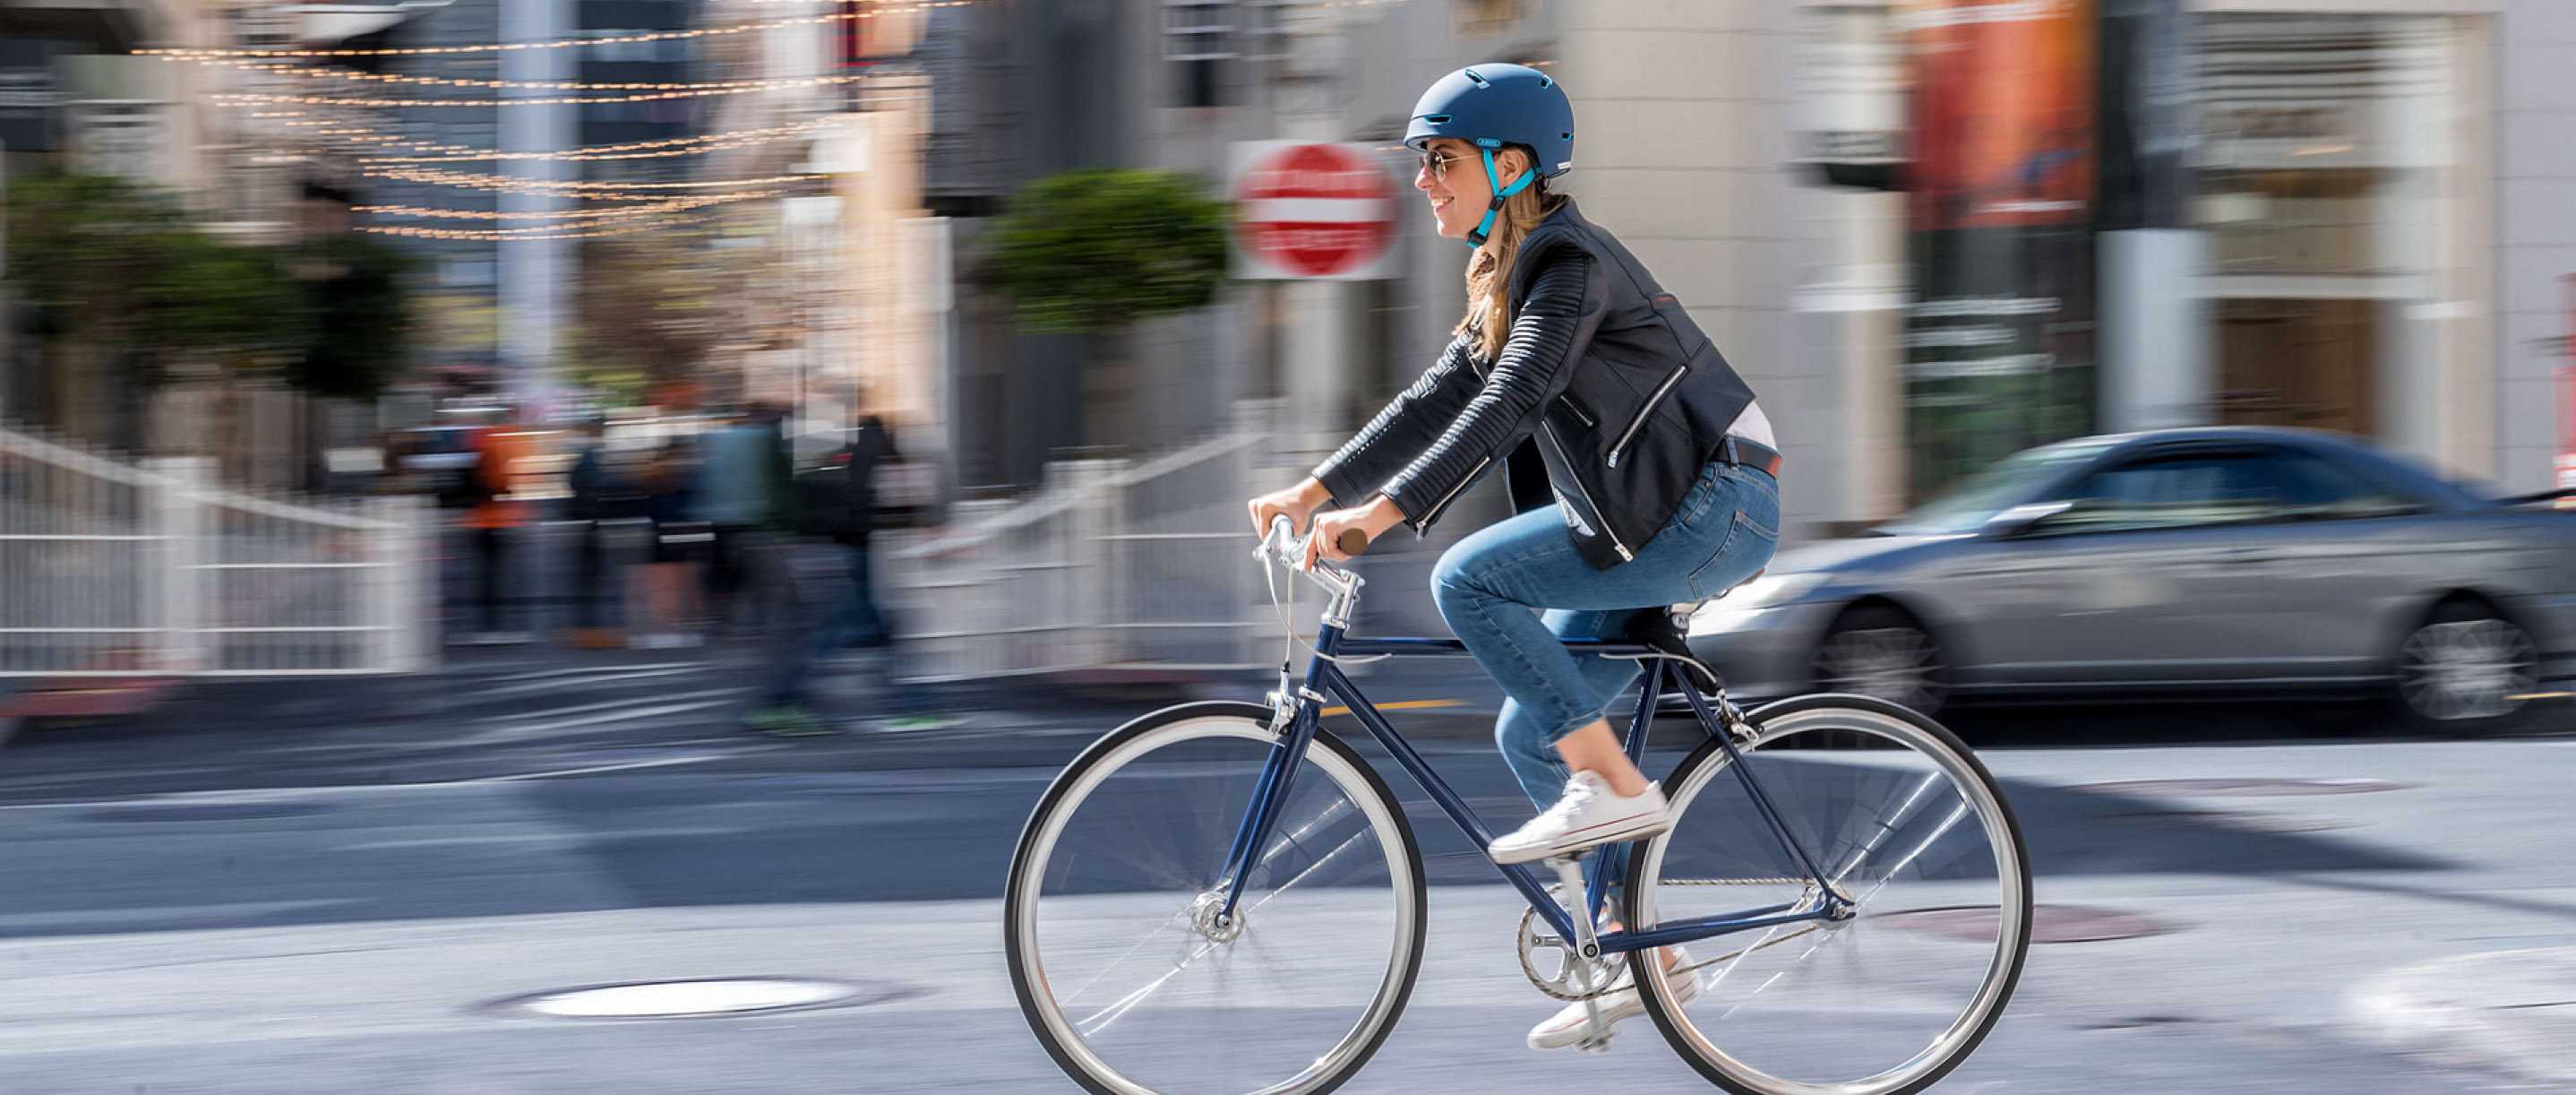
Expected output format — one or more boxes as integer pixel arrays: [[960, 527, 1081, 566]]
[[982, 168, 1231, 452], [4, 171, 311, 448], [288, 234, 418, 402], [570, 228, 729, 408], [4, 171, 417, 470], [984, 168, 1230, 335]]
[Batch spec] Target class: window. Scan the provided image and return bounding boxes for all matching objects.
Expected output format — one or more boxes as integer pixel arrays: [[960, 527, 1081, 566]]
[[2239, 449, 2422, 520], [2056, 454, 2280, 533], [1163, 0, 1232, 108], [2050, 447, 2421, 533], [1162, 1, 1233, 60]]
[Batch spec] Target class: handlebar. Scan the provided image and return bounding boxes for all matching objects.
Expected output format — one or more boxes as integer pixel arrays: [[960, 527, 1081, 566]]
[[1257, 516, 1367, 602]]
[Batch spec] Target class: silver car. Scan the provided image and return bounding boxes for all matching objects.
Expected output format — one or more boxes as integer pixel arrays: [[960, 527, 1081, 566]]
[[1687, 427, 2576, 727]]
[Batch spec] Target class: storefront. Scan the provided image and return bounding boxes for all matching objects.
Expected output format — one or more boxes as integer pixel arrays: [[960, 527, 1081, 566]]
[[1795, 0, 2501, 508]]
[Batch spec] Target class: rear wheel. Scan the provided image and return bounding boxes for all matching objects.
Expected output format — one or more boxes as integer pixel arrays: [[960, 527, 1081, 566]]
[[2395, 600, 2537, 730], [1004, 702, 1425, 1095], [1624, 695, 2031, 1095]]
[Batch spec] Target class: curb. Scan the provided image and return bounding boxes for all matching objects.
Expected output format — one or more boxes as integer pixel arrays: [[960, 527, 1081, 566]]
[[2348, 945, 2576, 1083]]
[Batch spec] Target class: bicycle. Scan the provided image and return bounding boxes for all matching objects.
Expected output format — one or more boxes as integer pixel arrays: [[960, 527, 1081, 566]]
[[1005, 518, 2032, 1095]]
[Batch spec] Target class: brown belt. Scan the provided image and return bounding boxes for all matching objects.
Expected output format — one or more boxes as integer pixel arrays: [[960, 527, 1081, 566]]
[[1720, 435, 1784, 478]]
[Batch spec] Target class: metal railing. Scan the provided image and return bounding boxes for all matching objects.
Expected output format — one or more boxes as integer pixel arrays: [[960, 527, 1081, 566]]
[[0, 427, 435, 677], [883, 401, 1311, 681]]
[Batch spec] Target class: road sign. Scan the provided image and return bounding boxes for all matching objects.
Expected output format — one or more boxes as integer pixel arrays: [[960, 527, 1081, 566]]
[[1231, 142, 1399, 280]]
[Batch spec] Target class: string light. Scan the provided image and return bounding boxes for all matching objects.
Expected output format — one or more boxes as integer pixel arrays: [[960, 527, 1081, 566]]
[[201, 59, 889, 94], [354, 190, 783, 221], [131, 2, 970, 60], [366, 165, 827, 194], [262, 115, 822, 166], [355, 214, 713, 242], [211, 73, 866, 108], [359, 118, 837, 163]]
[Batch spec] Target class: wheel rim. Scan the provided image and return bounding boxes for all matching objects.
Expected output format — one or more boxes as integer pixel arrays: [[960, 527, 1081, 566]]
[[1010, 717, 1419, 1095], [1630, 706, 2027, 1095], [1816, 626, 1946, 713], [2399, 616, 2537, 722]]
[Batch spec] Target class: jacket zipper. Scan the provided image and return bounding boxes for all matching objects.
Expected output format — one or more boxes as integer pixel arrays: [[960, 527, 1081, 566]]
[[1605, 364, 1688, 470], [1542, 420, 1633, 562], [1414, 455, 1491, 530], [1557, 394, 1595, 427]]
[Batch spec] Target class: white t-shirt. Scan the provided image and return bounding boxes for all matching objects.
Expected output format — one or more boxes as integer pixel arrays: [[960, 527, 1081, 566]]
[[1729, 400, 1777, 449]]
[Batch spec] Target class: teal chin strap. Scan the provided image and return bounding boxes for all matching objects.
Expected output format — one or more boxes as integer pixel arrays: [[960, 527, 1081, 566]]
[[1466, 142, 1534, 247]]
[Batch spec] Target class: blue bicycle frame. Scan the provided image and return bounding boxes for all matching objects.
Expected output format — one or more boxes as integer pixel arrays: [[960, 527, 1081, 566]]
[[1214, 617, 1846, 958]]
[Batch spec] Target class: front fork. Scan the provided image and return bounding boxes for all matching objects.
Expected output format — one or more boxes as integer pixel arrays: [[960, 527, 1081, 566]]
[[1215, 632, 1341, 922]]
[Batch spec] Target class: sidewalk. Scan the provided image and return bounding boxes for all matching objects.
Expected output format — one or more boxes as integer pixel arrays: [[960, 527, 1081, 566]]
[[2352, 945, 2576, 1083]]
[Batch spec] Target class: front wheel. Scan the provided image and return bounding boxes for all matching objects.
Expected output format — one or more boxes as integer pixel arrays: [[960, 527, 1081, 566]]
[[1624, 695, 2031, 1095], [1004, 702, 1426, 1095]]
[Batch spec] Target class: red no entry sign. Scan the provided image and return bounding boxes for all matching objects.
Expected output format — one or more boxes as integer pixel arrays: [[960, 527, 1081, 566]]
[[1233, 142, 1399, 280]]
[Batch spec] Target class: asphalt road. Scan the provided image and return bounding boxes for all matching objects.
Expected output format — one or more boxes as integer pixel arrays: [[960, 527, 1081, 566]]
[[0, 645, 2571, 1093]]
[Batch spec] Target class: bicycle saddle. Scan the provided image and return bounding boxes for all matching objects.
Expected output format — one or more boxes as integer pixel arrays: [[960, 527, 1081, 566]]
[[1619, 568, 1765, 657]]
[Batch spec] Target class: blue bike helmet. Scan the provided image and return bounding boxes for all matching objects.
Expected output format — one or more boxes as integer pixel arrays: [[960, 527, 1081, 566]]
[[1404, 64, 1574, 246]]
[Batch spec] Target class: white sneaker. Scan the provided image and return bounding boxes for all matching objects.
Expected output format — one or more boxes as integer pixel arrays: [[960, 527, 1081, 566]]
[[1527, 947, 1701, 1051], [1488, 771, 1671, 865]]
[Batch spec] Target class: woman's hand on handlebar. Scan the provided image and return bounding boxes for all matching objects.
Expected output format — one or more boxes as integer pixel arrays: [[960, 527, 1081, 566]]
[[1247, 479, 1333, 541], [1305, 496, 1409, 570]]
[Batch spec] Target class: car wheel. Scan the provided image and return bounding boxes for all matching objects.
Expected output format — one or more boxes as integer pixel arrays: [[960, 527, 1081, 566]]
[[1813, 605, 1950, 718], [2395, 600, 2537, 729]]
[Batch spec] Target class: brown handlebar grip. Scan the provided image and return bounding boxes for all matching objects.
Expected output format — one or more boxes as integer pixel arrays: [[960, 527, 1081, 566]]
[[1335, 528, 1371, 557]]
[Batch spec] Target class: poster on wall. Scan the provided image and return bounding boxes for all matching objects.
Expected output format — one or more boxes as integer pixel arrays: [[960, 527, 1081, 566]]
[[1898, 0, 2101, 501]]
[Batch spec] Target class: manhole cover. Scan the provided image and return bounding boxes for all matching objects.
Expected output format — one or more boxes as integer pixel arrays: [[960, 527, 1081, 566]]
[[2075, 778, 2405, 798], [1885, 903, 2177, 944], [2096, 808, 2359, 833], [487, 978, 906, 1020], [83, 803, 331, 823]]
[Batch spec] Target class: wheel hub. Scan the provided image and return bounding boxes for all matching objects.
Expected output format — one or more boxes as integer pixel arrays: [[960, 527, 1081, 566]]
[[1818, 881, 1859, 924], [1189, 892, 1244, 944], [2403, 619, 2535, 720]]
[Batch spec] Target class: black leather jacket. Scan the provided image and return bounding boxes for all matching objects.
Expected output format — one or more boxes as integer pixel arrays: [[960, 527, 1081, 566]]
[[1313, 200, 1761, 569]]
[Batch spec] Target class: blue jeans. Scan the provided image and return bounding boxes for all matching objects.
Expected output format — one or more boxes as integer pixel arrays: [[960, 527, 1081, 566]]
[[1430, 461, 1780, 819], [763, 543, 906, 710]]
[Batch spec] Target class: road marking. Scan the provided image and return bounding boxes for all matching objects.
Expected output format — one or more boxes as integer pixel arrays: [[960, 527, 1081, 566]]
[[451, 694, 743, 746], [473, 688, 743, 728], [0, 748, 777, 811], [0, 900, 356, 930], [485, 661, 705, 684], [481, 666, 708, 697], [338, 825, 750, 850], [1319, 699, 1464, 717], [472, 750, 772, 782]]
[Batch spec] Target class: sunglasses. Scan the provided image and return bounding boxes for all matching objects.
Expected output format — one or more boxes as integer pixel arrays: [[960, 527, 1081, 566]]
[[1417, 148, 1460, 180]]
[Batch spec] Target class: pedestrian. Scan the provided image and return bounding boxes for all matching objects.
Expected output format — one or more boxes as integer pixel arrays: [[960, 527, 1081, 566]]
[[1245, 63, 1781, 1050], [562, 418, 631, 650], [461, 413, 537, 645], [691, 407, 782, 639], [743, 403, 954, 737], [632, 440, 705, 649]]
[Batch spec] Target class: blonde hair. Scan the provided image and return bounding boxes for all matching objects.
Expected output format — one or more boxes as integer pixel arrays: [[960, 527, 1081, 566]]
[[1454, 147, 1563, 362]]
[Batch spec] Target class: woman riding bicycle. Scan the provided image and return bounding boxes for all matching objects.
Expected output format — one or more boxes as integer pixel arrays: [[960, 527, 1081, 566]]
[[1248, 63, 1782, 1050]]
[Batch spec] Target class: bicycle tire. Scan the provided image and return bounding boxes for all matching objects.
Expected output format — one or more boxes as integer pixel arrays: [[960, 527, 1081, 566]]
[[1004, 701, 1428, 1095], [1623, 694, 2032, 1095]]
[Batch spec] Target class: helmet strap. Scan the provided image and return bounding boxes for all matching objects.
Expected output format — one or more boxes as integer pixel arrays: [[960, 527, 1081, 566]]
[[1466, 144, 1534, 247]]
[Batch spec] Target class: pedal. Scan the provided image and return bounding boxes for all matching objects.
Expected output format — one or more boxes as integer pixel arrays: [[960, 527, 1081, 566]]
[[1547, 855, 1614, 1050]]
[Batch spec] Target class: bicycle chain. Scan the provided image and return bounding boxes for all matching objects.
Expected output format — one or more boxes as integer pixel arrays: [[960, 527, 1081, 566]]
[[1516, 877, 1816, 1002]]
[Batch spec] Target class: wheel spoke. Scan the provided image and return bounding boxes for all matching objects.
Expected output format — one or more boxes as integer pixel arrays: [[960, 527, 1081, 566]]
[[1009, 713, 1420, 1095], [1633, 704, 2026, 1094]]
